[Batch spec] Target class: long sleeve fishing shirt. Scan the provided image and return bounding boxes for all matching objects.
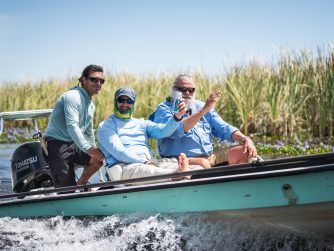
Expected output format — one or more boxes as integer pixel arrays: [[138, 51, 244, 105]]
[[44, 86, 95, 153], [97, 114, 181, 167], [153, 99, 238, 157]]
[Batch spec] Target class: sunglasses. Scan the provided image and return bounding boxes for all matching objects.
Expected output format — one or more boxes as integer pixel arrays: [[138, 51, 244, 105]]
[[176, 87, 196, 94], [117, 97, 135, 104], [87, 76, 105, 84]]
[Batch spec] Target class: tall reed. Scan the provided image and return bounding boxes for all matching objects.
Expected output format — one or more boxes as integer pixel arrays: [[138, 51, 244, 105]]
[[224, 61, 268, 135], [1, 46, 333, 140]]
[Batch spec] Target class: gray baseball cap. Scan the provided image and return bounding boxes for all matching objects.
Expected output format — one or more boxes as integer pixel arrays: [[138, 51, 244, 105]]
[[114, 87, 136, 101]]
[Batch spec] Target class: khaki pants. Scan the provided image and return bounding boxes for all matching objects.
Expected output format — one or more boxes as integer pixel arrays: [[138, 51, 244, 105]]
[[190, 147, 229, 167], [107, 158, 203, 184]]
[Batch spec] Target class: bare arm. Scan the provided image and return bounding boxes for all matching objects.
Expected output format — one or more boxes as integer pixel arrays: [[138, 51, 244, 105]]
[[231, 131, 257, 159], [183, 90, 221, 132]]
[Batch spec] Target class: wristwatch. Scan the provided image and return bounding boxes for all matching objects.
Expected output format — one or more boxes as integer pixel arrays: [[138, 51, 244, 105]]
[[241, 136, 248, 144], [173, 114, 182, 121]]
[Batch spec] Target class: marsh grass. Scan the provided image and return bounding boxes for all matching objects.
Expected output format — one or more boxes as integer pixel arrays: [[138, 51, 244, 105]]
[[1, 46, 334, 143]]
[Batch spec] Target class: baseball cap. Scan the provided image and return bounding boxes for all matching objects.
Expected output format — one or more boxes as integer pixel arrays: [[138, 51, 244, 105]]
[[114, 87, 136, 101]]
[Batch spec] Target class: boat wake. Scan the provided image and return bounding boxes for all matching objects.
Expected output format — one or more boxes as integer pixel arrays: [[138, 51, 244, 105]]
[[0, 213, 333, 251]]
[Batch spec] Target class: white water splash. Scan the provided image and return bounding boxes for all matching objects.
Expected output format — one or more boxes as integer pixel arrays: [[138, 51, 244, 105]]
[[1, 213, 333, 251]]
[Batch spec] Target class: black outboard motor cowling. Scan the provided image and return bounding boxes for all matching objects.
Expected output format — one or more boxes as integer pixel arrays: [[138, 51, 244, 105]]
[[11, 141, 53, 193]]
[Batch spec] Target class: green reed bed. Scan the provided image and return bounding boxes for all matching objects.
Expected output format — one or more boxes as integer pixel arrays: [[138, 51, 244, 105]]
[[255, 139, 334, 159], [213, 137, 334, 159], [1, 46, 334, 143]]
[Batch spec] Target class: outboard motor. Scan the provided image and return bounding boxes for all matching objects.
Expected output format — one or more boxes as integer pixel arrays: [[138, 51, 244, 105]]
[[11, 141, 53, 193]]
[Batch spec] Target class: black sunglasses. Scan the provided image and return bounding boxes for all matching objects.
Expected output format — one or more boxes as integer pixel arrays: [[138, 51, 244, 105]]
[[117, 97, 135, 104], [87, 76, 105, 84], [176, 87, 196, 94]]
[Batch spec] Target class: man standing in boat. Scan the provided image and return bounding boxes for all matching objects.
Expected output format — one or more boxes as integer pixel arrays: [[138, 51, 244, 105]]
[[152, 74, 261, 166], [43, 64, 105, 188], [97, 87, 203, 182]]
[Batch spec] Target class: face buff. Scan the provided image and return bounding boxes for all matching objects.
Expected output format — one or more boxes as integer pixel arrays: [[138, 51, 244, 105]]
[[114, 99, 134, 119]]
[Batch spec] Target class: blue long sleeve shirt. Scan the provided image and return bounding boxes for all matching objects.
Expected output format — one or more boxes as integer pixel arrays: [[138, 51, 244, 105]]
[[153, 100, 238, 157], [44, 86, 96, 153], [97, 114, 181, 167]]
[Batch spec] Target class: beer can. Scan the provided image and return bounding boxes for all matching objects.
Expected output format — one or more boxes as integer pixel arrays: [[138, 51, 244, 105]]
[[172, 91, 182, 111]]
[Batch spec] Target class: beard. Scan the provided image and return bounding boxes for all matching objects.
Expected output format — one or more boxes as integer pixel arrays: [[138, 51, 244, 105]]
[[183, 94, 195, 109], [114, 102, 134, 119], [117, 107, 132, 114]]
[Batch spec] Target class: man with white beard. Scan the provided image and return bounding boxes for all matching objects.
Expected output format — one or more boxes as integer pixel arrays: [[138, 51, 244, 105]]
[[152, 74, 261, 167]]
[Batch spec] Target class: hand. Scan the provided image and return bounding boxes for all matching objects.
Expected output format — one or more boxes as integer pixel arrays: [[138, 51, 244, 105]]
[[174, 100, 187, 120], [202, 90, 221, 113], [87, 147, 105, 161], [242, 137, 257, 159]]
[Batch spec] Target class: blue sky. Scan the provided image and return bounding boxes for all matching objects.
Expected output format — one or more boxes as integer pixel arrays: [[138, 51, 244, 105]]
[[1, 0, 333, 83]]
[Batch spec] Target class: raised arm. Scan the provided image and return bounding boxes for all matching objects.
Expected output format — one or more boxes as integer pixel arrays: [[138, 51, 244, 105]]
[[147, 101, 186, 139], [183, 90, 221, 132]]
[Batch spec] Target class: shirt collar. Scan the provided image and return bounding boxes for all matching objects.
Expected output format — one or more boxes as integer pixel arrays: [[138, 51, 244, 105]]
[[71, 86, 92, 100]]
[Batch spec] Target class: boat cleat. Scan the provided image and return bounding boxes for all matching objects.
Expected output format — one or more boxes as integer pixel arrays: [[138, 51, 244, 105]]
[[248, 155, 264, 166]]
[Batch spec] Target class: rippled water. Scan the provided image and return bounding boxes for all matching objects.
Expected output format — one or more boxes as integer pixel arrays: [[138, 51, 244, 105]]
[[1, 144, 334, 250], [1, 213, 334, 251], [0, 144, 18, 195]]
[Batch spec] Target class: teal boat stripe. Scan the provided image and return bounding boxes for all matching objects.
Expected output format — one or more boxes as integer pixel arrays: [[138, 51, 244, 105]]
[[2, 152, 334, 200], [0, 169, 334, 217], [1, 163, 334, 207]]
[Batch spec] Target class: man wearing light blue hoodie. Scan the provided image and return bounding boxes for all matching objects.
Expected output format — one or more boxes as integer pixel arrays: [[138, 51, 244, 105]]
[[44, 65, 105, 188]]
